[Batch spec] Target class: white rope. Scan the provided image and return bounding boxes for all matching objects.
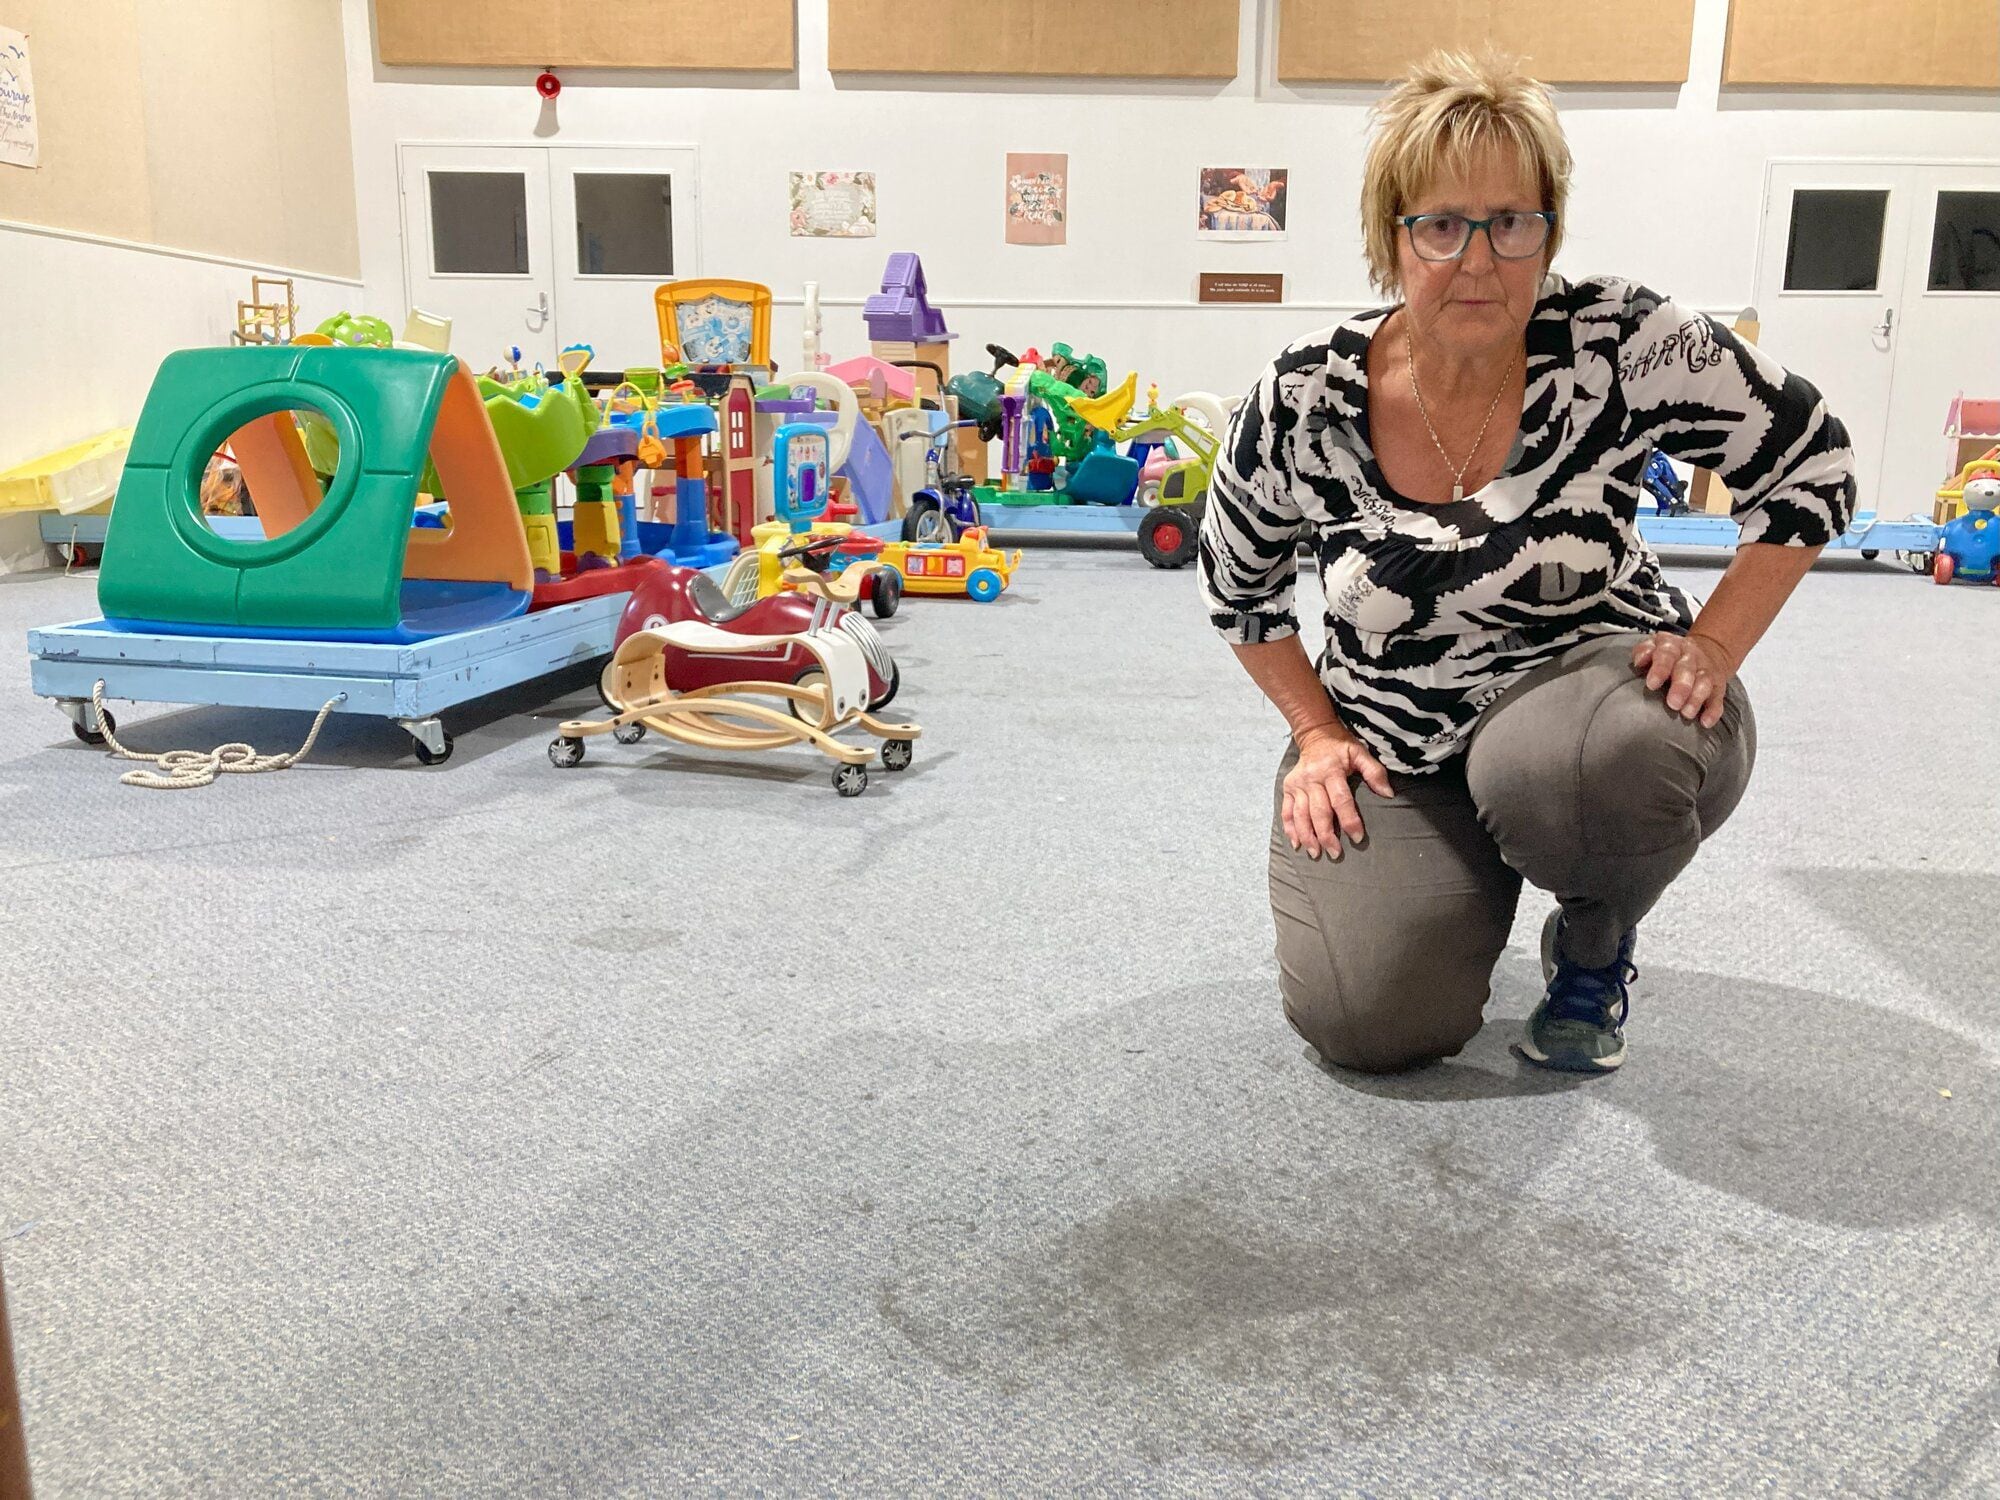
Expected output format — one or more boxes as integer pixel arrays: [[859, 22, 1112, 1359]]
[[90, 680, 346, 791]]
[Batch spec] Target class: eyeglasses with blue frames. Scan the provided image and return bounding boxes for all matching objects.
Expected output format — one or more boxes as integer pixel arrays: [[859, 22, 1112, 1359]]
[[1401, 211, 1555, 262]]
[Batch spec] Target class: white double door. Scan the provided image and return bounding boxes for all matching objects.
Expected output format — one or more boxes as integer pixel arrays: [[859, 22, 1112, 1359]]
[[398, 144, 700, 371], [1754, 160, 2000, 518]]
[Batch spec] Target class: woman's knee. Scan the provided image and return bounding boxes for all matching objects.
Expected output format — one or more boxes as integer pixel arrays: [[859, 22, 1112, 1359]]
[[1472, 671, 1749, 859], [1283, 986, 1483, 1073], [1274, 920, 1495, 1073]]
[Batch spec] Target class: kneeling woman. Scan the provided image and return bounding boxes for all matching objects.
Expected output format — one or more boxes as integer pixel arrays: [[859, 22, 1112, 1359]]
[[1198, 51, 1854, 1074]]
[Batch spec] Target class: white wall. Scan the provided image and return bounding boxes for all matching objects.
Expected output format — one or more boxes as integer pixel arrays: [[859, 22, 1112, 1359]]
[[0, 222, 361, 571], [346, 0, 1994, 403]]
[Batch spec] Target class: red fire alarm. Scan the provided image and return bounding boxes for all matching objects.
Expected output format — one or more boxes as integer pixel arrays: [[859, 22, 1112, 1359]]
[[536, 70, 561, 100]]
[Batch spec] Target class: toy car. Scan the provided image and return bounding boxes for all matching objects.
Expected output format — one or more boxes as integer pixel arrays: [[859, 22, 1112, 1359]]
[[873, 526, 1021, 602], [604, 556, 901, 711]]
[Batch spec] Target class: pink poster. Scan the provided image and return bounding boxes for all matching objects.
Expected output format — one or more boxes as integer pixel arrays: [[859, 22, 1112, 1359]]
[[1006, 153, 1067, 246]]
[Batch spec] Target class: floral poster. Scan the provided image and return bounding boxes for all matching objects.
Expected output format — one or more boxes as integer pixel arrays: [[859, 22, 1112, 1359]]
[[1197, 167, 1288, 240], [1005, 152, 1067, 246], [0, 26, 37, 170], [789, 171, 877, 238]]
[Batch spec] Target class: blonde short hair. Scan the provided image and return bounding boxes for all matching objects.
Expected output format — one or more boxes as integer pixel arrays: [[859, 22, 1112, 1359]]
[[1361, 51, 1573, 297]]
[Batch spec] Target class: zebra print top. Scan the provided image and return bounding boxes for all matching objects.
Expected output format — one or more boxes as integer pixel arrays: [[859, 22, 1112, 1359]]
[[1197, 274, 1856, 774]]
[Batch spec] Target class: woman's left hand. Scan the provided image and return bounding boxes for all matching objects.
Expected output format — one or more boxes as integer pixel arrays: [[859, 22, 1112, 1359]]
[[1632, 631, 1738, 728]]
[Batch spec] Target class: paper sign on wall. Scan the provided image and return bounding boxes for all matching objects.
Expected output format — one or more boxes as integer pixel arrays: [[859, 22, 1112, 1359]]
[[790, 171, 877, 238], [0, 26, 37, 169], [1005, 153, 1067, 245]]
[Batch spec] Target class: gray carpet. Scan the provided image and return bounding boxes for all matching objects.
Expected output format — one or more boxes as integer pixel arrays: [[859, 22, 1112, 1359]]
[[1, 547, 1995, 1498]]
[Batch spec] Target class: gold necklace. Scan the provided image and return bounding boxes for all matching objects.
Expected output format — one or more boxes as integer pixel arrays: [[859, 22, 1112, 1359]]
[[1404, 321, 1521, 503]]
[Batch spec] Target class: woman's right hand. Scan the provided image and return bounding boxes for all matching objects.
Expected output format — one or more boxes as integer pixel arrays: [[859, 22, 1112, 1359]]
[[1284, 725, 1395, 860]]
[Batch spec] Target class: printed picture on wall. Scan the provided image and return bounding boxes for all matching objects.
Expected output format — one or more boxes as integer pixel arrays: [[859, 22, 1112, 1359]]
[[1005, 153, 1067, 246], [0, 26, 39, 170], [790, 171, 877, 238], [1197, 167, 1287, 240]]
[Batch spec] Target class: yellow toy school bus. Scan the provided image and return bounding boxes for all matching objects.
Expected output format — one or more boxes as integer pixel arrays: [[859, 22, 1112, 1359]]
[[875, 527, 1022, 602]]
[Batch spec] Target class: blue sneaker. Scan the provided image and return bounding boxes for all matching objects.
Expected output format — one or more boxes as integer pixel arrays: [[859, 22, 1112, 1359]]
[[1519, 909, 1636, 1073]]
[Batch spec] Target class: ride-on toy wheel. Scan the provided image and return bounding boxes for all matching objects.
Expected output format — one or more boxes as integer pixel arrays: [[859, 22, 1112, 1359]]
[[833, 764, 869, 797], [1935, 552, 1956, 585], [902, 496, 955, 545], [1137, 505, 1200, 570], [412, 731, 455, 766], [871, 660, 900, 712], [613, 721, 647, 745], [881, 738, 914, 772], [966, 568, 1004, 602], [871, 567, 903, 619], [789, 667, 828, 725], [549, 735, 586, 768]]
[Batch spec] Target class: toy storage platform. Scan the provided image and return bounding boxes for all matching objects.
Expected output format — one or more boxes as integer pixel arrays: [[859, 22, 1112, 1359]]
[[967, 501, 1942, 559], [41, 511, 111, 549], [29, 594, 626, 764], [976, 503, 1146, 535], [1637, 511, 1940, 556]]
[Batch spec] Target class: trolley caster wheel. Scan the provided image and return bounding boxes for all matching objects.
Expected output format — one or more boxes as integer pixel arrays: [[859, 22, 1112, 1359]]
[[412, 731, 454, 766], [1908, 551, 1934, 575], [72, 711, 114, 747], [833, 764, 869, 798], [613, 721, 647, 745], [880, 738, 914, 773], [549, 735, 585, 768], [1861, 548, 1879, 561]]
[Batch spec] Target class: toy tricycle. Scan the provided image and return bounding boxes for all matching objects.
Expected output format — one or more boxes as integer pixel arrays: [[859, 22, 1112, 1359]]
[[896, 422, 984, 544], [717, 525, 904, 618], [1934, 476, 2000, 585]]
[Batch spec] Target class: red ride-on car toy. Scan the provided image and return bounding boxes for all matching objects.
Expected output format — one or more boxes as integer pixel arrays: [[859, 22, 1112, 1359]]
[[602, 556, 901, 713]]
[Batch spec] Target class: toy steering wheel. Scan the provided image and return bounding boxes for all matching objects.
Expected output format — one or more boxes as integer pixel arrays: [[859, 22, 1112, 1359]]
[[777, 533, 845, 572]]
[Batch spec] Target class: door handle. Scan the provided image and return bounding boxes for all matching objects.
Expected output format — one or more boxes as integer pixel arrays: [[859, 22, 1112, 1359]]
[[527, 291, 549, 325], [1873, 306, 1895, 342]]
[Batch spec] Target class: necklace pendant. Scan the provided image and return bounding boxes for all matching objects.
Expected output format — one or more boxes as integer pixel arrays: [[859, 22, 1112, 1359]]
[[1451, 484, 1464, 502]]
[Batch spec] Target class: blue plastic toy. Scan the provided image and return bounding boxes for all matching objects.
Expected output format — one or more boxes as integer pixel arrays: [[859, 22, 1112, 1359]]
[[1935, 476, 2000, 585]]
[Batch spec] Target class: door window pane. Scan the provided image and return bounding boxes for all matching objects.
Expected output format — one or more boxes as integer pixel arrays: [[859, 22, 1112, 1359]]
[[1928, 191, 2000, 292], [574, 173, 674, 276], [429, 171, 529, 275], [1784, 189, 1888, 291]]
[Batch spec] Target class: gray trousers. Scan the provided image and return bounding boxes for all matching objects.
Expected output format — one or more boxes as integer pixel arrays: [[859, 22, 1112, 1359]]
[[1268, 634, 1756, 1073]]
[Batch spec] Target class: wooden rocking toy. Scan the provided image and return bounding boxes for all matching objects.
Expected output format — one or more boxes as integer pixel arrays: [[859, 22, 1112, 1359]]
[[548, 621, 921, 796]]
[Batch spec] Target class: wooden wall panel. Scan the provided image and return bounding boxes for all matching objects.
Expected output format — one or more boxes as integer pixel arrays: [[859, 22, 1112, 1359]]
[[375, 0, 797, 71], [1277, 1, 1696, 85], [1722, 0, 1999, 87], [826, 0, 1239, 79]]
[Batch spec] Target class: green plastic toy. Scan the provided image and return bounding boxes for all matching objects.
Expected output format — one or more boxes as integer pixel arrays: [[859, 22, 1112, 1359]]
[[99, 346, 533, 643]]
